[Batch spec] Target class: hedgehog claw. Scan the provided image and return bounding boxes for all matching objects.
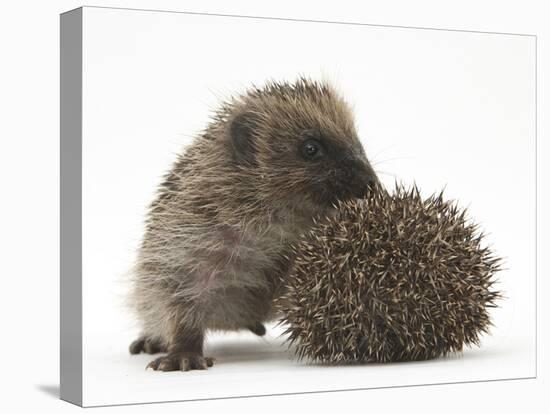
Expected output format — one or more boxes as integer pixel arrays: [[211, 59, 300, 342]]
[[146, 352, 215, 372]]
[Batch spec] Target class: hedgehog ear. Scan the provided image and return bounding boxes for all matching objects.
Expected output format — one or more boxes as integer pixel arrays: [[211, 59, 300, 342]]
[[230, 112, 257, 165]]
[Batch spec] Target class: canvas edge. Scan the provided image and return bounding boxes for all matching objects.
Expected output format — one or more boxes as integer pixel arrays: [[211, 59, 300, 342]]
[[60, 7, 83, 407]]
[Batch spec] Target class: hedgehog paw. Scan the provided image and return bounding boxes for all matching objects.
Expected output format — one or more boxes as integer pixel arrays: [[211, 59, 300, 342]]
[[247, 322, 267, 336], [146, 352, 215, 371], [129, 336, 166, 355]]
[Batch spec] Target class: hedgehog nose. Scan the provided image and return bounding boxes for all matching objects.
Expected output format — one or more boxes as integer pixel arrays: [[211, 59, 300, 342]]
[[347, 160, 378, 198]]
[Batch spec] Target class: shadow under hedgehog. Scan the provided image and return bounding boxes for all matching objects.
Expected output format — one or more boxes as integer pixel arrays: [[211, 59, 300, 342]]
[[128, 77, 378, 371]]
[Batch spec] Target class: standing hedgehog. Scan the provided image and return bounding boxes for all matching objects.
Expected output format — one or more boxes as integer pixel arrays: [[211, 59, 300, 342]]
[[128, 78, 378, 371]]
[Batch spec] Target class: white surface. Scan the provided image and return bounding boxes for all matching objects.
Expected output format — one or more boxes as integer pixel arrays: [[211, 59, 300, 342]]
[[1, 0, 548, 413], [79, 6, 536, 407], [86, 323, 533, 407]]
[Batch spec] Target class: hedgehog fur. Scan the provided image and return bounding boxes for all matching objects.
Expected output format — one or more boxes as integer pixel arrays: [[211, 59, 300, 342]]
[[278, 184, 502, 364]]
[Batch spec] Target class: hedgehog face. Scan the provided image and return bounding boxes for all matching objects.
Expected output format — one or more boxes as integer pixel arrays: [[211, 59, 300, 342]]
[[293, 127, 378, 205], [228, 79, 378, 211]]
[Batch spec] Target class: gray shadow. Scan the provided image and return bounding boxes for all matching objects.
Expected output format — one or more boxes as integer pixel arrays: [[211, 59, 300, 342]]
[[206, 337, 291, 364], [36, 384, 60, 399], [204, 335, 482, 369]]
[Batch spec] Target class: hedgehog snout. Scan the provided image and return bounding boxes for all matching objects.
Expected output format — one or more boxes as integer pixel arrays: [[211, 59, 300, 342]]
[[340, 157, 378, 198]]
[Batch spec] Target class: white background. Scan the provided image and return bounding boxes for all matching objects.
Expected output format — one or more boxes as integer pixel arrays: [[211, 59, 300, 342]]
[[80, 6, 536, 407], [0, 0, 548, 413]]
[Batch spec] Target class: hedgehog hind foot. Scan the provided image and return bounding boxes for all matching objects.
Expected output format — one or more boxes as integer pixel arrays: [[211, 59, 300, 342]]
[[247, 322, 267, 336]]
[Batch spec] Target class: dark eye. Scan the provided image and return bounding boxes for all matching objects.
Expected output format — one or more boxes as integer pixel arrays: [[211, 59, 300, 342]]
[[301, 139, 324, 160]]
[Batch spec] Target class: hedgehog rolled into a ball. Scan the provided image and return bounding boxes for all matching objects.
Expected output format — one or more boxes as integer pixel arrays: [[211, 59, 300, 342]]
[[278, 184, 502, 364]]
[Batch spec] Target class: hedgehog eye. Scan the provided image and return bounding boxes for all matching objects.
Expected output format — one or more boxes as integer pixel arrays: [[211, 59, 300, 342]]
[[301, 139, 325, 160]]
